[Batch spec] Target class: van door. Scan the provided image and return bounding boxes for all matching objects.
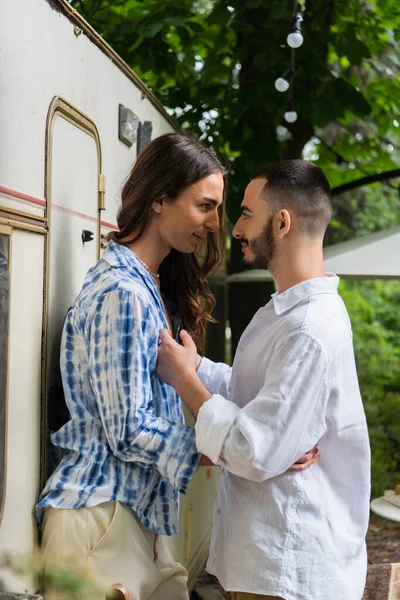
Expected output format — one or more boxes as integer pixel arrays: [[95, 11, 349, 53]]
[[43, 98, 103, 482]]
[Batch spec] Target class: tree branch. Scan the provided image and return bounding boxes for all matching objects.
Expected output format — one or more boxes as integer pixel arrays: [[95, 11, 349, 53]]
[[332, 169, 400, 196]]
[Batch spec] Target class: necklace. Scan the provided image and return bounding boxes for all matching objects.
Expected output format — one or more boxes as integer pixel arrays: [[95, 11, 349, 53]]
[[136, 256, 160, 279]]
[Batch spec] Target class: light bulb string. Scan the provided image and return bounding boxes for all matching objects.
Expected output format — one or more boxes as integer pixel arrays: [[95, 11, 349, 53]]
[[276, 0, 306, 124], [275, 0, 303, 92], [292, 0, 305, 26], [282, 26, 296, 121], [284, 49, 296, 122], [290, 0, 300, 33], [287, 90, 294, 113]]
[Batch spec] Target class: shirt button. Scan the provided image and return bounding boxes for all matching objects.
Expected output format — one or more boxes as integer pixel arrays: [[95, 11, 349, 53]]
[[228, 386, 232, 392], [216, 508, 221, 514]]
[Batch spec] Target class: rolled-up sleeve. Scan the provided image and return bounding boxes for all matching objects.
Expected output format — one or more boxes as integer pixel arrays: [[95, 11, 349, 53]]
[[197, 356, 232, 397], [86, 288, 200, 493], [195, 332, 329, 481]]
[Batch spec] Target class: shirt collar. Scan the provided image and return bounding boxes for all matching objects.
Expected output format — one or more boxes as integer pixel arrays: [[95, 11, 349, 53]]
[[102, 240, 171, 322], [271, 273, 340, 315], [103, 240, 155, 282]]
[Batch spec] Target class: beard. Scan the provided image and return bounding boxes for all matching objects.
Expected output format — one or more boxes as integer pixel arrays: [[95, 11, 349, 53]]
[[243, 217, 276, 270]]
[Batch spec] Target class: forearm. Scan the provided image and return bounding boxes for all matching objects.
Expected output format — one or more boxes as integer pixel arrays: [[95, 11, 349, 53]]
[[195, 393, 325, 482], [175, 372, 212, 420]]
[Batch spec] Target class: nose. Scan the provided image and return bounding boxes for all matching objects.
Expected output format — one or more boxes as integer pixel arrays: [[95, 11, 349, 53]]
[[232, 219, 243, 239], [205, 209, 219, 233]]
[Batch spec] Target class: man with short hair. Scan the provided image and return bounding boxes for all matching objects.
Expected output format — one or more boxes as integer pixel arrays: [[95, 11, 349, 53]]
[[157, 159, 371, 600]]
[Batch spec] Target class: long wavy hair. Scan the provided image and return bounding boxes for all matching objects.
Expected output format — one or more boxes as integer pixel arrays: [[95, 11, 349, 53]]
[[108, 133, 227, 351]]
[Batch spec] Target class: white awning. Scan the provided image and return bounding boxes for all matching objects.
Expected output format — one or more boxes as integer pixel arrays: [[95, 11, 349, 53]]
[[227, 226, 400, 283]]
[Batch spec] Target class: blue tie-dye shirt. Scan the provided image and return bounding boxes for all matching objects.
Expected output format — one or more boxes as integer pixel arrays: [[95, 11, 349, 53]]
[[36, 241, 200, 535]]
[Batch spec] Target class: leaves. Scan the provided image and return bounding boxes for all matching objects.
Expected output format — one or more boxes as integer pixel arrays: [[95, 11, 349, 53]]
[[70, 0, 400, 498], [339, 278, 400, 497]]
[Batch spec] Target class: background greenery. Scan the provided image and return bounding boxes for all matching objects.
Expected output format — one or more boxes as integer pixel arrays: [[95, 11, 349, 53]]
[[70, 0, 400, 497]]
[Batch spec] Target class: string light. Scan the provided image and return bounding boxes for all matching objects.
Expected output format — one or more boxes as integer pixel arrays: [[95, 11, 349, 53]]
[[287, 14, 303, 49], [284, 99, 298, 123], [275, 1, 305, 129], [274, 69, 293, 92]]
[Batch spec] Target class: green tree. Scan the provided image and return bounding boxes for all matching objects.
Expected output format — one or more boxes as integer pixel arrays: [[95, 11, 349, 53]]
[[70, 0, 400, 212], [69, 0, 400, 496]]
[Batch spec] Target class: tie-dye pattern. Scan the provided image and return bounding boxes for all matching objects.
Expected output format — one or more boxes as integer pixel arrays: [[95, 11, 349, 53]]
[[37, 241, 200, 535]]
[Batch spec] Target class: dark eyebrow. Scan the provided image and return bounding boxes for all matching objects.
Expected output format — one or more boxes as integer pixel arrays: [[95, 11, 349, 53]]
[[241, 204, 253, 213]]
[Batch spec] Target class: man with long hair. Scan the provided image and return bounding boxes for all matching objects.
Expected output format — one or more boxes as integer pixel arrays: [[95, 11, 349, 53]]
[[157, 159, 371, 600]]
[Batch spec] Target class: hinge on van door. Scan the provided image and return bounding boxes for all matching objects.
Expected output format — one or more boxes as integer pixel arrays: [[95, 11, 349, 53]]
[[98, 174, 106, 210]]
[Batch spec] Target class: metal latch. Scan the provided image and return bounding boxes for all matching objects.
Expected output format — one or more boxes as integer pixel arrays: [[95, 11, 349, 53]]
[[98, 174, 106, 210]]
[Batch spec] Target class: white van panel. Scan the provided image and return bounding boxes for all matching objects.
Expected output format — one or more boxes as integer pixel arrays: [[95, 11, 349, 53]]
[[0, 230, 44, 566], [0, 0, 174, 225]]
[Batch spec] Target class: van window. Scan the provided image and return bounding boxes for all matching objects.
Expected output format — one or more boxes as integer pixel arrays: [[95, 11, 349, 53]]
[[0, 233, 9, 513]]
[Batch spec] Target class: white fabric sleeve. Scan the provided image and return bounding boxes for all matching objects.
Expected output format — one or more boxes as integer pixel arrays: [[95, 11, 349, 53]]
[[195, 333, 329, 481], [197, 356, 232, 398]]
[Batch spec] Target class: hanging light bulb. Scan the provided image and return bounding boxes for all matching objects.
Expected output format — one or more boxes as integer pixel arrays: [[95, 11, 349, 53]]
[[284, 100, 298, 123], [287, 14, 303, 49], [284, 110, 298, 123], [275, 77, 290, 92], [274, 68, 293, 92]]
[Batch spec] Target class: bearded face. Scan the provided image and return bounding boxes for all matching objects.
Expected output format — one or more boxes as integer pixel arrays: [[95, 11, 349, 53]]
[[239, 216, 276, 270]]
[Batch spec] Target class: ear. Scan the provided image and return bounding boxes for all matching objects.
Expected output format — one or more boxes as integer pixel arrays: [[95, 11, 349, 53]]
[[275, 209, 291, 239], [151, 196, 165, 215]]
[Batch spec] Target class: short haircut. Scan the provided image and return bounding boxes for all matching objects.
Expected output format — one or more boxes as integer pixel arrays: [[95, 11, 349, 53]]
[[251, 159, 333, 236]]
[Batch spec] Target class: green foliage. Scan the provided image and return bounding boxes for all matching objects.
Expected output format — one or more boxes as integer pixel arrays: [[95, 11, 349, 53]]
[[330, 184, 400, 244], [340, 280, 400, 497], [70, 0, 400, 214], [0, 551, 106, 600], [70, 0, 400, 497]]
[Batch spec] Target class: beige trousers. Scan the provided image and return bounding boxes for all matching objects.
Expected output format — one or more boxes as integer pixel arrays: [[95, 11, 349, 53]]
[[41, 501, 189, 600]]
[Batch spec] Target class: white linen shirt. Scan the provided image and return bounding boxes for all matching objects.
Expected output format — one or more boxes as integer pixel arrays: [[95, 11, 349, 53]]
[[196, 275, 371, 600]]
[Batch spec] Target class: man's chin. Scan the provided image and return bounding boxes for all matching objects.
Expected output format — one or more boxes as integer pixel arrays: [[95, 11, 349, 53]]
[[242, 256, 267, 270]]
